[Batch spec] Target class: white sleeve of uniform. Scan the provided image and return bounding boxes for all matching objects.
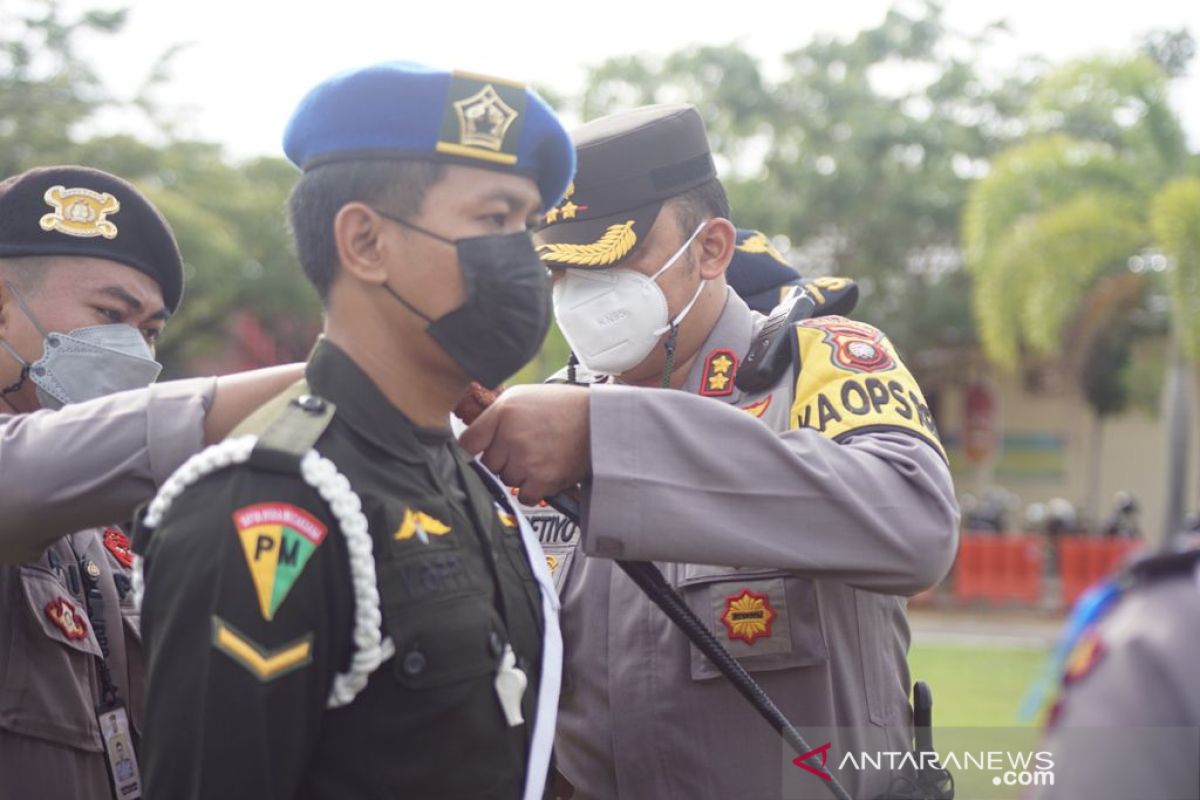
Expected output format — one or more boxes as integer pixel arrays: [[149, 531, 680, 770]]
[[583, 384, 959, 596], [0, 377, 215, 563]]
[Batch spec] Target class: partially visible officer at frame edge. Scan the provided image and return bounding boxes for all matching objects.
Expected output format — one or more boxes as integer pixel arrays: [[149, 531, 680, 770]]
[[460, 104, 960, 800], [725, 227, 805, 314], [1033, 530, 1200, 800], [0, 165, 303, 800], [135, 61, 573, 800]]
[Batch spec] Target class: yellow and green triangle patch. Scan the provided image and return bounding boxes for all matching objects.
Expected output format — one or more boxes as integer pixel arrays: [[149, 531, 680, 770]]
[[233, 502, 328, 621]]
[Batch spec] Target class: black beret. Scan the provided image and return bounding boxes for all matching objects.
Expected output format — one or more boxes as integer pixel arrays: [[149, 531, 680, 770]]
[[536, 104, 716, 268], [726, 229, 802, 313], [0, 166, 184, 312]]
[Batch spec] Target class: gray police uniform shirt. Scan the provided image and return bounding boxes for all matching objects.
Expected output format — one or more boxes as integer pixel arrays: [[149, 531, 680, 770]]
[[525, 289, 958, 800], [0, 377, 214, 799], [1034, 554, 1200, 800], [0, 377, 215, 563]]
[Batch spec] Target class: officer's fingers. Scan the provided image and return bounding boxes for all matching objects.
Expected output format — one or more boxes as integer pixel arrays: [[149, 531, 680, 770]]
[[478, 437, 512, 478], [459, 403, 502, 455], [517, 480, 547, 507]]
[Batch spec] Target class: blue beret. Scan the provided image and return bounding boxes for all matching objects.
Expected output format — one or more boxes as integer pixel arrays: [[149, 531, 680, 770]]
[[283, 61, 575, 212], [726, 229, 802, 313]]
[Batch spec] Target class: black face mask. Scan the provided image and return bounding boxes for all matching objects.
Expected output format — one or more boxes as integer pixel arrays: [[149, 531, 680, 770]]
[[374, 210, 552, 389]]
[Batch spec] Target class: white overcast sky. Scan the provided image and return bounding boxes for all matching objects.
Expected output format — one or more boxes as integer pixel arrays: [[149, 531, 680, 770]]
[[61, 0, 1200, 159]]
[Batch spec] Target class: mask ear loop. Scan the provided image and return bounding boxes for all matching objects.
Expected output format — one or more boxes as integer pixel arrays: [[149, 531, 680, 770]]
[[4, 283, 53, 340], [0, 339, 30, 399], [0, 283, 41, 401], [652, 221, 709, 388], [659, 324, 679, 389]]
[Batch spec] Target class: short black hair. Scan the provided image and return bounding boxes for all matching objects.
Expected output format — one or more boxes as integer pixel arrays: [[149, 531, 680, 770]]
[[668, 178, 731, 235], [0, 256, 52, 296], [287, 160, 444, 303]]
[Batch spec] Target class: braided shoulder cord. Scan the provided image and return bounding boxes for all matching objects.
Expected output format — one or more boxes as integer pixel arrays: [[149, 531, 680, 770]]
[[132, 435, 394, 708]]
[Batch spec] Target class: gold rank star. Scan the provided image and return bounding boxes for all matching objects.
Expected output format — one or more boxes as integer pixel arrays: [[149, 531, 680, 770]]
[[544, 207, 561, 224], [560, 200, 580, 219], [708, 372, 731, 391], [711, 355, 733, 374]]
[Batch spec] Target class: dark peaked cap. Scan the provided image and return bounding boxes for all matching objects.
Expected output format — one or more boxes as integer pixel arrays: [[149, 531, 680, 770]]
[[536, 104, 716, 268]]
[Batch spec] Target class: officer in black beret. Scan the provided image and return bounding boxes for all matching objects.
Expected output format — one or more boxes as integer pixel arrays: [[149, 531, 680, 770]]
[[0, 165, 183, 800], [136, 61, 572, 800]]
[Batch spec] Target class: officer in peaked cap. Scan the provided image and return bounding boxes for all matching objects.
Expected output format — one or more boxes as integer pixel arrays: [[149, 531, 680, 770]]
[[463, 104, 958, 800], [137, 62, 571, 800], [0, 165, 183, 800]]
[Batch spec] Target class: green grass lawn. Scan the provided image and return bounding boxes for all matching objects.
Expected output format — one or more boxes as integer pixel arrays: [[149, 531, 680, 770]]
[[906, 644, 1055, 798], [908, 642, 1051, 727]]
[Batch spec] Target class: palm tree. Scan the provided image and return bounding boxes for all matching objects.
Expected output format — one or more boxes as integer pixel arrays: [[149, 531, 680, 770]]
[[963, 54, 1200, 533]]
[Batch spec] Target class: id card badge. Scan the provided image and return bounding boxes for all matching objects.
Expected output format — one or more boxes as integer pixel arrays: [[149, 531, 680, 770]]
[[97, 705, 142, 799]]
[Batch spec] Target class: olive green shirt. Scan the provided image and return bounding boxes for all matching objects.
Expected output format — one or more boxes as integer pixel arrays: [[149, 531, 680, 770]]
[[139, 340, 547, 799]]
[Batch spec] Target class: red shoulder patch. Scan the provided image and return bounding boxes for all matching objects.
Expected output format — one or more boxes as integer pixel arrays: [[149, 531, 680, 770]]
[[700, 349, 738, 397], [1062, 631, 1106, 686], [741, 394, 772, 418], [103, 527, 133, 568], [798, 316, 895, 374], [45, 596, 88, 640]]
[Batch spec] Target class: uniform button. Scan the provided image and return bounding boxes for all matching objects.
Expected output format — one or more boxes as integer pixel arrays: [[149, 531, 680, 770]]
[[402, 650, 426, 676], [488, 631, 505, 658], [293, 394, 326, 414], [85, 561, 101, 578]]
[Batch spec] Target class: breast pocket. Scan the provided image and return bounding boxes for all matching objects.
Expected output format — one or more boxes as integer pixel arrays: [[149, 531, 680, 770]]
[[378, 550, 504, 693], [673, 565, 828, 681], [0, 566, 104, 752]]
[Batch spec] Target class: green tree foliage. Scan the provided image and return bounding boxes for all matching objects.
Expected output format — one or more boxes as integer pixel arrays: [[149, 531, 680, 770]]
[[570, 1, 1027, 360], [1152, 178, 1200, 360], [0, 2, 318, 373], [965, 55, 1197, 389], [0, 1, 126, 174]]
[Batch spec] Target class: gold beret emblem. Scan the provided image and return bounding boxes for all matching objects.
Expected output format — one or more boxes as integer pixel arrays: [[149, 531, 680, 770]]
[[39, 186, 120, 239]]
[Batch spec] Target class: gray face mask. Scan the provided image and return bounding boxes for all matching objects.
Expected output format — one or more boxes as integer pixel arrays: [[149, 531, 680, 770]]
[[0, 285, 162, 410]]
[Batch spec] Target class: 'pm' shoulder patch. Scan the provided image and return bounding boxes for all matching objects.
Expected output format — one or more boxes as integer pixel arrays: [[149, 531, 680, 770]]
[[211, 615, 313, 682], [233, 503, 328, 621], [790, 317, 946, 460]]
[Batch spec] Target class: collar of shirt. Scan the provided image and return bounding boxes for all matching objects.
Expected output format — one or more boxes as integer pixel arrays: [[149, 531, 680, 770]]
[[305, 337, 451, 464], [679, 286, 756, 405]]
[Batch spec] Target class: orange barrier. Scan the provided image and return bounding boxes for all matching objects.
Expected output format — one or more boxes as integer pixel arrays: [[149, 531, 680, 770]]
[[952, 533, 1044, 605], [1058, 535, 1145, 608]]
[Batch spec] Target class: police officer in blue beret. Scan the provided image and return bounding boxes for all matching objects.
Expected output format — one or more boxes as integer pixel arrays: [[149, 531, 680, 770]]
[[137, 62, 573, 800]]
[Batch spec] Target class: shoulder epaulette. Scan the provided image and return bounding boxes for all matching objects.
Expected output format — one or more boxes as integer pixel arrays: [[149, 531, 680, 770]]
[[735, 277, 859, 394], [231, 379, 336, 473], [1121, 539, 1200, 588]]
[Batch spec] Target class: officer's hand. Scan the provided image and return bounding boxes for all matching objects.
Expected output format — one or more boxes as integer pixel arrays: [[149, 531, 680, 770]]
[[459, 384, 591, 505]]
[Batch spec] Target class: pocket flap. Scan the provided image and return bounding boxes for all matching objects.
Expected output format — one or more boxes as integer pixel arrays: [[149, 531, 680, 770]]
[[678, 571, 828, 681], [20, 568, 102, 658]]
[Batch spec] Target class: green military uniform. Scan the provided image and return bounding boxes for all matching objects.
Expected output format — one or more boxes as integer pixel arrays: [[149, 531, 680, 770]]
[[137, 341, 550, 799]]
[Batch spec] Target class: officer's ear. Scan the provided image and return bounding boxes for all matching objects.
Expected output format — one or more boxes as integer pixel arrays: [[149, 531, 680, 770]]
[[695, 217, 736, 281], [333, 202, 391, 286]]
